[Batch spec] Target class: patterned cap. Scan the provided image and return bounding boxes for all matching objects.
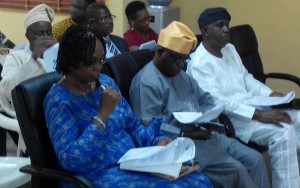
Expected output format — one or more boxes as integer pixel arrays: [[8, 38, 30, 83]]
[[24, 4, 54, 30]]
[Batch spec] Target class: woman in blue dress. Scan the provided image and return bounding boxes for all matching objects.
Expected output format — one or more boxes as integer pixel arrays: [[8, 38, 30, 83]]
[[44, 25, 212, 188]]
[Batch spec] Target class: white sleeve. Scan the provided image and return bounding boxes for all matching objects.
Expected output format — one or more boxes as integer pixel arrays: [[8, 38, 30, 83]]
[[187, 49, 256, 120]]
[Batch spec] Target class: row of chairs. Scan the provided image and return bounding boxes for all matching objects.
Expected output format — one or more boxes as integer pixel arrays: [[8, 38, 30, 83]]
[[8, 24, 300, 187]]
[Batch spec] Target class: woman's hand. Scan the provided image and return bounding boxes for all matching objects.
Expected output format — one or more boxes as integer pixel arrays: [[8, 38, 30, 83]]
[[97, 86, 121, 121], [156, 138, 172, 146]]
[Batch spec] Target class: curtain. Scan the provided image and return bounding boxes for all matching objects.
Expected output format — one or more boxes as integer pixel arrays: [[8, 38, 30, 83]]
[[0, 0, 71, 13]]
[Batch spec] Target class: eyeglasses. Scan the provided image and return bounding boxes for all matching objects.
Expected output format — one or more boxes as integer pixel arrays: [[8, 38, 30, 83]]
[[164, 49, 191, 64], [176, 56, 191, 64], [135, 16, 152, 24], [96, 15, 116, 23], [87, 57, 106, 68]]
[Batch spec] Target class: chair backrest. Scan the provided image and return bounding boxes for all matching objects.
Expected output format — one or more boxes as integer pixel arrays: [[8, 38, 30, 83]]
[[11, 49, 154, 165], [195, 24, 265, 83], [12, 72, 62, 167], [229, 24, 265, 83], [106, 49, 155, 102]]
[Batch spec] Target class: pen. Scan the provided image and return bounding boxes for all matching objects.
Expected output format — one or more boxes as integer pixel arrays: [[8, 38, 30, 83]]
[[101, 84, 106, 90]]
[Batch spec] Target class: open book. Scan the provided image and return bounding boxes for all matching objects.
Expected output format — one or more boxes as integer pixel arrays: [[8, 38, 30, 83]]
[[118, 137, 200, 180], [243, 91, 295, 106], [173, 104, 225, 126]]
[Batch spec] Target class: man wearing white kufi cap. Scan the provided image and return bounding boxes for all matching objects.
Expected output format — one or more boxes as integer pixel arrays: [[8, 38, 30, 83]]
[[130, 21, 270, 188], [0, 4, 56, 156]]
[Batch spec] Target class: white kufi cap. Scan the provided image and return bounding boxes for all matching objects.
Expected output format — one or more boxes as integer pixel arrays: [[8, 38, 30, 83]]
[[24, 4, 54, 30]]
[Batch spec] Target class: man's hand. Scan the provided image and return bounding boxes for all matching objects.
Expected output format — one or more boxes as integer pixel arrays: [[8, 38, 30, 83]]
[[31, 37, 56, 60], [253, 109, 293, 127], [183, 128, 213, 140], [270, 91, 285, 97]]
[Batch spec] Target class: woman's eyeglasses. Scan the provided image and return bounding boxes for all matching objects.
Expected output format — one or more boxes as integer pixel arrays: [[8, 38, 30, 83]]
[[135, 16, 152, 24], [87, 57, 106, 68]]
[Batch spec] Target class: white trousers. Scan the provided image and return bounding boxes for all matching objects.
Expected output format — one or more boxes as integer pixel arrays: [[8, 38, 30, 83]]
[[249, 110, 300, 188]]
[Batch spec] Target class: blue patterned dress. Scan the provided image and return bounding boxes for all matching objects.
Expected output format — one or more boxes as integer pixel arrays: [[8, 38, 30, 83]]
[[44, 74, 212, 188]]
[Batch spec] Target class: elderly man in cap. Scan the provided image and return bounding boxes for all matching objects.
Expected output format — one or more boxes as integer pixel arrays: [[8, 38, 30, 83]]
[[187, 7, 300, 188], [130, 21, 270, 188], [0, 3, 56, 155]]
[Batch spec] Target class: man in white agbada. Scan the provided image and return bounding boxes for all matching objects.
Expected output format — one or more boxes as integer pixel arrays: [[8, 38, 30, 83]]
[[0, 4, 56, 156], [0, 3, 56, 117], [186, 7, 300, 188]]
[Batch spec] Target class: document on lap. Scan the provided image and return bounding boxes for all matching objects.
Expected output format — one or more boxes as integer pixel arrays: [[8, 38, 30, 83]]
[[243, 90, 295, 106], [118, 137, 200, 180], [139, 40, 157, 51], [173, 104, 225, 125]]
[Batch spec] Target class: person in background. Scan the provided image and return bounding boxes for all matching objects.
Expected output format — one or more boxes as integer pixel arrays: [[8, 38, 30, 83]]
[[0, 31, 15, 49], [130, 21, 270, 188], [0, 31, 15, 66], [52, 0, 97, 42], [0, 4, 56, 156], [186, 7, 300, 188], [0, 31, 15, 155], [124, 0, 158, 51], [86, 3, 128, 58], [44, 24, 212, 188]]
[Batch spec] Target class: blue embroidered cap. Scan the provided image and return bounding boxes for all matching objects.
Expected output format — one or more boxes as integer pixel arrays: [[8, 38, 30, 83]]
[[198, 7, 231, 28]]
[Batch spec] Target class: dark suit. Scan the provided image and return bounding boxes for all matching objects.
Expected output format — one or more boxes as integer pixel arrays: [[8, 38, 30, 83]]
[[109, 34, 129, 53]]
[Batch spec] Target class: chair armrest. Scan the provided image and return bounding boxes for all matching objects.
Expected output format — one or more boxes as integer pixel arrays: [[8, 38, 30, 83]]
[[218, 114, 236, 138], [20, 165, 96, 188], [265, 72, 300, 87]]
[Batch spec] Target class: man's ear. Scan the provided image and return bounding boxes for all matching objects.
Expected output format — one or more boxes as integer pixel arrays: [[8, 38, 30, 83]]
[[200, 26, 208, 36], [25, 31, 30, 41]]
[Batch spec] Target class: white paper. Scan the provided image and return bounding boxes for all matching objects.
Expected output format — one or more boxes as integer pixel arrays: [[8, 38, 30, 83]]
[[118, 137, 195, 178], [160, 122, 181, 134], [173, 104, 226, 124], [139, 40, 157, 51], [244, 91, 295, 106], [120, 162, 182, 178], [42, 43, 59, 73]]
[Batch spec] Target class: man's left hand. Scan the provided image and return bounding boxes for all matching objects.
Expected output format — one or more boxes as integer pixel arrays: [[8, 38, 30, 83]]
[[270, 91, 285, 97]]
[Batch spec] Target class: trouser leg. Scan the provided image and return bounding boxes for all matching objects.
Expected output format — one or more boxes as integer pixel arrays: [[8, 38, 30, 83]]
[[250, 122, 300, 188], [8, 130, 19, 146], [202, 150, 257, 188], [0, 127, 7, 156], [287, 110, 300, 147], [225, 138, 270, 188]]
